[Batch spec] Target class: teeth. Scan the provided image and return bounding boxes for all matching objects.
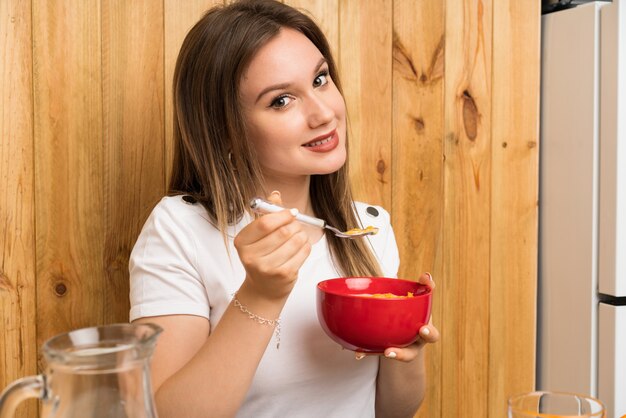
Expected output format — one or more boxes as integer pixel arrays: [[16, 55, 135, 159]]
[[304, 136, 332, 147]]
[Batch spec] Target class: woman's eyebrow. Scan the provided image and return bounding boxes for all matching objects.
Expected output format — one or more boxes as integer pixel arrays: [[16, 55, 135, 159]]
[[255, 82, 290, 104], [313, 57, 327, 73], [254, 57, 328, 104]]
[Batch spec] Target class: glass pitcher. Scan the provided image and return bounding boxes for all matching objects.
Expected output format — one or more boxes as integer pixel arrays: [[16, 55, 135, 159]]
[[0, 323, 162, 418]]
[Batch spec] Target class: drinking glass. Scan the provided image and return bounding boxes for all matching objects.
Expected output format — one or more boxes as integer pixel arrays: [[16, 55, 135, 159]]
[[508, 391, 605, 418]]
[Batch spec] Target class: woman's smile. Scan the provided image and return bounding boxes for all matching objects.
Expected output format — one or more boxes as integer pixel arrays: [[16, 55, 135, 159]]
[[302, 129, 339, 152]]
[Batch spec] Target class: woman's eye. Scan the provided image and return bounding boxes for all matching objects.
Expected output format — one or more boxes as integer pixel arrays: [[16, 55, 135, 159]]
[[270, 95, 292, 109], [313, 71, 329, 88]]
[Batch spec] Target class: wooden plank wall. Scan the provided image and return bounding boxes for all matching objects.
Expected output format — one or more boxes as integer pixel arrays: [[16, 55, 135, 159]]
[[0, 1, 540, 417], [1, 1, 37, 417]]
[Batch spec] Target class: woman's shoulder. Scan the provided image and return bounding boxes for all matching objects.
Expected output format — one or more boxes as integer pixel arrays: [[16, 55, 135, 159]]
[[352, 200, 394, 248], [154, 194, 208, 215], [353, 201, 399, 276], [353, 201, 391, 227], [145, 195, 248, 238], [143, 195, 216, 235], [132, 195, 224, 268]]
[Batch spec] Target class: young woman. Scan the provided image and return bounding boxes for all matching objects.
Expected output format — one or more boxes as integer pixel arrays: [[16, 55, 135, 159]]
[[129, 1, 439, 417]]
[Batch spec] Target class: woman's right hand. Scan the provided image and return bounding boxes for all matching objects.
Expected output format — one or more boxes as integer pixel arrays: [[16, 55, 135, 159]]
[[234, 193, 311, 301]]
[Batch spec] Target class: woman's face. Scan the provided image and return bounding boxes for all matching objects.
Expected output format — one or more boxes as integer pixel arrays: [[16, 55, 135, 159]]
[[239, 28, 347, 184]]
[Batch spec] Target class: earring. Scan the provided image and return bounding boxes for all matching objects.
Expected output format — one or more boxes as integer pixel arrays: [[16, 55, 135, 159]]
[[228, 152, 237, 172]]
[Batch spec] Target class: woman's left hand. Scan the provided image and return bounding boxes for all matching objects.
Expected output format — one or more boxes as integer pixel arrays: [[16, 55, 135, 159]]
[[356, 272, 440, 362]]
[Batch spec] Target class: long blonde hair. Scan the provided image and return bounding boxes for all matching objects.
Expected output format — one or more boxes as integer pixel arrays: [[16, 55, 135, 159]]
[[169, 0, 382, 277]]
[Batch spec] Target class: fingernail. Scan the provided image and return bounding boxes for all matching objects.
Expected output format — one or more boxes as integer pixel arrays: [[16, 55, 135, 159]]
[[355, 352, 366, 360], [290, 208, 299, 216], [421, 327, 430, 336], [385, 351, 397, 359], [425, 272, 433, 282], [270, 190, 281, 197]]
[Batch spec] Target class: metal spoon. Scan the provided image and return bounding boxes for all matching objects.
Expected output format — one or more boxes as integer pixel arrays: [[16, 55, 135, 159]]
[[249, 197, 378, 239]]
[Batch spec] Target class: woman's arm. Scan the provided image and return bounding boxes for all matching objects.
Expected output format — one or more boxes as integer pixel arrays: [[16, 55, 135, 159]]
[[135, 207, 310, 418], [374, 273, 440, 418], [135, 282, 286, 418]]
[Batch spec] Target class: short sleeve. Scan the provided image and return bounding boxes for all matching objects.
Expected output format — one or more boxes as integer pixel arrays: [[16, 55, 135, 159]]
[[129, 199, 210, 321], [354, 202, 400, 278], [379, 222, 400, 278]]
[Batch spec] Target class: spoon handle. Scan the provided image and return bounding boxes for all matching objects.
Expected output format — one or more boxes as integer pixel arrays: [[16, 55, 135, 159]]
[[249, 198, 326, 229]]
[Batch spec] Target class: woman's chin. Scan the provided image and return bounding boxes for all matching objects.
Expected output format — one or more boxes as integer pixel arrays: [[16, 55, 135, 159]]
[[312, 156, 347, 175]]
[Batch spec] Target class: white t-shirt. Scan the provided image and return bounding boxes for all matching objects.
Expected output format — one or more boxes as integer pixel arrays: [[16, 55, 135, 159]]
[[129, 195, 400, 418]]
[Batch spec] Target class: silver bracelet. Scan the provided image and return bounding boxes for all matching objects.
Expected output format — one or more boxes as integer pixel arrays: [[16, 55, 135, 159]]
[[232, 292, 281, 349]]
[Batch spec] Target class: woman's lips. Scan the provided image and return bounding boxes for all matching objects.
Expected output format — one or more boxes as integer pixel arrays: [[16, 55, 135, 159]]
[[302, 130, 339, 152]]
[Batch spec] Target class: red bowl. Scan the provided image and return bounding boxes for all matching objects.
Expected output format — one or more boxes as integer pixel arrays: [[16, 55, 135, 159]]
[[316, 277, 432, 353]]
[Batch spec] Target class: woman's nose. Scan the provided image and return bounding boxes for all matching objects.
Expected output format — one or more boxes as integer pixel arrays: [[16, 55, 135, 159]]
[[306, 93, 334, 128]]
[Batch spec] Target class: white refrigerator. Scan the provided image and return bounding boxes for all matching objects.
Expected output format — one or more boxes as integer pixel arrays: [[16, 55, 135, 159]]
[[540, 1, 626, 417]]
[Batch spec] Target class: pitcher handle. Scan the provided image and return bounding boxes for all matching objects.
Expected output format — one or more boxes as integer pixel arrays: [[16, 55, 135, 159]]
[[0, 375, 45, 418]]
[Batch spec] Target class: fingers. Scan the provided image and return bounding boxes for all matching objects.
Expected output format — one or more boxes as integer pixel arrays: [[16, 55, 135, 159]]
[[234, 190, 311, 299], [353, 347, 413, 362], [382, 347, 411, 361], [418, 271, 435, 290], [236, 190, 301, 247], [237, 221, 310, 287], [235, 207, 299, 247], [266, 190, 282, 205], [380, 344, 421, 363], [255, 229, 311, 276], [377, 322, 441, 363], [418, 322, 440, 344]]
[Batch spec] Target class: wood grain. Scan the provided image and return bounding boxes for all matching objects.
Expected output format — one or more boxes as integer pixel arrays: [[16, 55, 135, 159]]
[[102, 0, 166, 324], [442, 1, 493, 416], [164, 0, 223, 186], [339, 0, 392, 208], [392, 1, 445, 417], [489, 0, 540, 416], [33, 0, 105, 345], [0, 0, 37, 416], [284, 0, 339, 60], [0, 2, 541, 417]]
